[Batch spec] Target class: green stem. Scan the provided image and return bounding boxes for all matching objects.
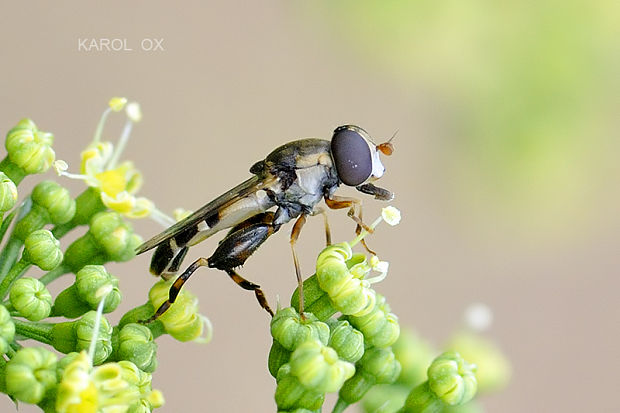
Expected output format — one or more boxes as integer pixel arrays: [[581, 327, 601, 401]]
[[0, 207, 18, 244], [0, 362, 6, 394], [52, 187, 105, 238], [12, 319, 53, 344], [0, 156, 26, 185], [39, 263, 70, 285], [332, 398, 350, 413], [0, 238, 24, 281], [0, 259, 30, 300]]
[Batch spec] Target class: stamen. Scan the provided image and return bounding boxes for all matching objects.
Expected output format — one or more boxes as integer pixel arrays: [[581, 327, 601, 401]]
[[87, 293, 107, 363], [150, 207, 177, 228], [107, 119, 133, 170], [93, 107, 112, 144]]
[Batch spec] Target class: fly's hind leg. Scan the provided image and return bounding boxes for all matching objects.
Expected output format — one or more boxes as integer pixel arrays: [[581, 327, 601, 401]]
[[140, 257, 209, 324], [141, 213, 278, 323], [209, 213, 278, 316]]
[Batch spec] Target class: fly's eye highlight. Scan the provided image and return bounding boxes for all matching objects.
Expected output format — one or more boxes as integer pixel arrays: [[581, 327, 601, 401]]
[[331, 126, 373, 186]]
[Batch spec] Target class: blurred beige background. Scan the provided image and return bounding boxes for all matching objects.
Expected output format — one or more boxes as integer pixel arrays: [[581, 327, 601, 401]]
[[0, 1, 618, 412]]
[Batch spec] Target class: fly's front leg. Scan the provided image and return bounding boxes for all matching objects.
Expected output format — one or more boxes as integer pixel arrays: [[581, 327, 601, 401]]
[[324, 195, 376, 255], [324, 196, 372, 233]]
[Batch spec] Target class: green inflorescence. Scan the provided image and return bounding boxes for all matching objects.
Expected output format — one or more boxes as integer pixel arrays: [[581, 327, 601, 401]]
[[0, 98, 212, 413]]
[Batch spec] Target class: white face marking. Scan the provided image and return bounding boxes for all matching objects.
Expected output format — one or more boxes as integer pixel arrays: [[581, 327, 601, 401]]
[[370, 146, 385, 180]]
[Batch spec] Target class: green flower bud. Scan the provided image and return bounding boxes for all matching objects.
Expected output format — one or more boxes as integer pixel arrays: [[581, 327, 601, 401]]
[[0, 304, 15, 355], [5, 118, 55, 175], [271, 307, 329, 351], [89, 211, 141, 261], [23, 229, 63, 270], [53, 285, 92, 318], [31, 180, 76, 224], [75, 311, 113, 364], [13, 181, 75, 241], [361, 347, 402, 385], [63, 211, 143, 272], [9, 277, 52, 321], [327, 319, 365, 364], [0, 172, 17, 212], [427, 352, 477, 406], [51, 312, 114, 365], [119, 360, 164, 411], [291, 274, 337, 322], [348, 294, 400, 348], [275, 364, 325, 411], [445, 331, 510, 394], [316, 243, 376, 317], [116, 323, 158, 373], [339, 347, 401, 405], [289, 340, 355, 393], [149, 280, 209, 342], [76, 265, 121, 313], [5, 346, 57, 404], [269, 339, 292, 378]]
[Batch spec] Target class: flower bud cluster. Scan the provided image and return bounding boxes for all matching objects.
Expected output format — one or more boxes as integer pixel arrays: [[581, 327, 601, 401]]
[[282, 209, 404, 412], [0, 101, 187, 412], [270, 307, 357, 412]]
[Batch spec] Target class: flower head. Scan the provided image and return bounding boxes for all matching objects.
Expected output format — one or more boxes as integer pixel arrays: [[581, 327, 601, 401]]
[[56, 351, 162, 413], [54, 99, 171, 226]]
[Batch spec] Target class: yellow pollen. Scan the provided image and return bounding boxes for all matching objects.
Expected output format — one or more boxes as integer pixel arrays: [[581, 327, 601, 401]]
[[95, 169, 127, 197]]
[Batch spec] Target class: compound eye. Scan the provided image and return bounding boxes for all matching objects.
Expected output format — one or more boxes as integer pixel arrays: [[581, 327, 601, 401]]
[[331, 126, 373, 186]]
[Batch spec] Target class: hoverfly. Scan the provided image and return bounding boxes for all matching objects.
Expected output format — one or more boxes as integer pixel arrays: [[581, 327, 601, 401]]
[[136, 125, 394, 322]]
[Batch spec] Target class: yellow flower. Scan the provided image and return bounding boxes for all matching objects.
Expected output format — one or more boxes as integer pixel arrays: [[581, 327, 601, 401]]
[[79, 142, 153, 218], [56, 352, 163, 413], [54, 99, 172, 226]]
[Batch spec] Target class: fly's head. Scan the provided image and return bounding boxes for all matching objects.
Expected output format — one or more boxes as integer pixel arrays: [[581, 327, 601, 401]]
[[330, 125, 394, 201]]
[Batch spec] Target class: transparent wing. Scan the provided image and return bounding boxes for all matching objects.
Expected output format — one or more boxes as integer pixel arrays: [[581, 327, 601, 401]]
[[135, 174, 276, 254]]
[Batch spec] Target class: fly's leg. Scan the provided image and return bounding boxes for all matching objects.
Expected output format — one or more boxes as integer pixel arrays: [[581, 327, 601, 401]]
[[290, 213, 308, 315], [225, 269, 273, 316], [311, 207, 331, 246], [140, 257, 209, 324], [209, 214, 278, 316], [355, 206, 376, 255], [141, 213, 278, 323], [324, 195, 376, 255]]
